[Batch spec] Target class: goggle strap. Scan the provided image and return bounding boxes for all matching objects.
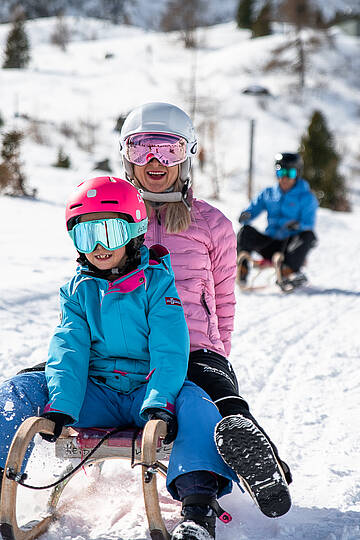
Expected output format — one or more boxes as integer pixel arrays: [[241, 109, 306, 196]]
[[128, 218, 148, 238]]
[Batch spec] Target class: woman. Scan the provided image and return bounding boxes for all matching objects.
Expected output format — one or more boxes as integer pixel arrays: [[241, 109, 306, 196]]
[[118, 102, 292, 522]]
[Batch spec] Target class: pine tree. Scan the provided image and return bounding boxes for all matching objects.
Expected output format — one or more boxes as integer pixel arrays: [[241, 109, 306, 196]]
[[2, 9, 30, 69], [301, 110, 350, 212], [252, 2, 272, 37], [236, 0, 254, 30], [0, 130, 28, 195], [54, 147, 71, 168]]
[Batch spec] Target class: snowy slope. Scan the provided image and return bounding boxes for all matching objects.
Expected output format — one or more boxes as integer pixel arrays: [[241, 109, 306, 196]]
[[1, 18, 360, 540]]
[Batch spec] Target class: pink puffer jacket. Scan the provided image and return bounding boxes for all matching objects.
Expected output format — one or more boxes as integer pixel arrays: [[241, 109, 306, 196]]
[[144, 195, 236, 357]]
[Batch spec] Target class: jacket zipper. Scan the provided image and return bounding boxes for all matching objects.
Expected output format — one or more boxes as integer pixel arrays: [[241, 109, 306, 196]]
[[155, 210, 162, 244], [201, 292, 211, 315]]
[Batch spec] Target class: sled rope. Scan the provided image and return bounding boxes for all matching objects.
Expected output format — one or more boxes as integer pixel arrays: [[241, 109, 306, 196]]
[[6, 425, 129, 490]]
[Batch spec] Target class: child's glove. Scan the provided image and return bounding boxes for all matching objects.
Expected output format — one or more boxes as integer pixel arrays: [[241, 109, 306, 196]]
[[40, 412, 73, 443], [144, 408, 178, 444]]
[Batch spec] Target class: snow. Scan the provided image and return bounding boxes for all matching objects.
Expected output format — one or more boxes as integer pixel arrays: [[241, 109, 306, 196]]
[[1, 16, 360, 540]]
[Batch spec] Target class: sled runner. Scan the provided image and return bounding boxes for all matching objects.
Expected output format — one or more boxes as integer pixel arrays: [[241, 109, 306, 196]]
[[0, 416, 172, 540]]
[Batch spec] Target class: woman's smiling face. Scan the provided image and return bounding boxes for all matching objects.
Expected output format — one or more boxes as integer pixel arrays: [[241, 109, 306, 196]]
[[134, 158, 179, 193]]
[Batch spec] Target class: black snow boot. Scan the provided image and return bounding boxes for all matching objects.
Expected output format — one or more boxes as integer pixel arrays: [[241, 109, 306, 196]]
[[171, 496, 218, 540], [215, 415, 291, 518]]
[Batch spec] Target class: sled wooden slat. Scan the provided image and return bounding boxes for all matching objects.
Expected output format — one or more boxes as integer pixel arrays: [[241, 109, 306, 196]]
[[142, 420, 171, 540], [0, 417, 56, 540], [0, 417, 171, 540]]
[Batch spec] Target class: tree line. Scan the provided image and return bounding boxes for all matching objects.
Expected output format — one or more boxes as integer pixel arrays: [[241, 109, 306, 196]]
[[0, 2, 353, 211]]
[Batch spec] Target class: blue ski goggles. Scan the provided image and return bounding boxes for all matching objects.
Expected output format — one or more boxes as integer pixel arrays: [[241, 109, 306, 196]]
[[276, 167, 297, 179], [69, 217, 148, 253]]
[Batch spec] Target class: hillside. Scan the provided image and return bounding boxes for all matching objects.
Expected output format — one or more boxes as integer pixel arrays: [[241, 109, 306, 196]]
[[0, 17, 360, 540]]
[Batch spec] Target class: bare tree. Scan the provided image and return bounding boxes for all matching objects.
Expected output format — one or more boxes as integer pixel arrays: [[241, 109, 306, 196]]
[[160, 0, 207, 48], [0, 130, 31, 196], [277, 0, 326, 89], [50, 13, 71, 52]]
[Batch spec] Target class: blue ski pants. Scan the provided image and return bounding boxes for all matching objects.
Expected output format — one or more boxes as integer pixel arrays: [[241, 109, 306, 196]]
[[0, 372, 237, 499]]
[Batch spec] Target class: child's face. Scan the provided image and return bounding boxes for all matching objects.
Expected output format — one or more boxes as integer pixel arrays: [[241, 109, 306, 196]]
[[134, 158, 179, 193], [79, 212, 127, 271]]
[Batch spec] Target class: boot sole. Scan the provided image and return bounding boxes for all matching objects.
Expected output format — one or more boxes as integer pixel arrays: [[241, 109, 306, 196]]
[[215, 416, 291, 518], [171, 520, 214, 539]]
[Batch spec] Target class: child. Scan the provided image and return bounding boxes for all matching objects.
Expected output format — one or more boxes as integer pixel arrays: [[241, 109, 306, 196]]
[[0, 176, 239, 540]]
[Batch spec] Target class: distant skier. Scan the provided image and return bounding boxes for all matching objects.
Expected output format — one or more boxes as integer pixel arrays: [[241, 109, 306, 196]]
[[237, 152, 318, 289]]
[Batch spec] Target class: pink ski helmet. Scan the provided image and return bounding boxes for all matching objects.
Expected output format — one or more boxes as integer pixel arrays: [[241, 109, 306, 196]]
[[66, 176, 147, 231]]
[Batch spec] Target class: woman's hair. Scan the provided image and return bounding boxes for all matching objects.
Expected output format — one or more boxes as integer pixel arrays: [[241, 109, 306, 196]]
[[134, 176, 192, 234]]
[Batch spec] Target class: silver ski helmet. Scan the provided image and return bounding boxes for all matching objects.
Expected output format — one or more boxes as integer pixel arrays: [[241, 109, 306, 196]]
[[119, 102, 197, 184]]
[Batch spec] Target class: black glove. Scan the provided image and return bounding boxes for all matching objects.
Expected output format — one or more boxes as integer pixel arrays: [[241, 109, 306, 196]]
[[144, 408, 178, 444], [40, 412, 73, 443], [239, 211, 251, 224], [285, 220, 299, 231]]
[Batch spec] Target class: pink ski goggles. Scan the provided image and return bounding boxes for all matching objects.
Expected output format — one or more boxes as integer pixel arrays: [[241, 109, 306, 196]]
[[124, 133, 188, 167]]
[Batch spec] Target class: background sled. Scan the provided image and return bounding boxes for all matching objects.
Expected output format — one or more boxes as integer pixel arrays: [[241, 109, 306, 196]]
[[237, 251, 306, 293], [0, 416, 171, 540], [237, 251, 284, 292]]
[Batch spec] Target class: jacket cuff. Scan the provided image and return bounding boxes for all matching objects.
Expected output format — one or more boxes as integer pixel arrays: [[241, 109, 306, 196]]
[[140, 394, 175, 420]]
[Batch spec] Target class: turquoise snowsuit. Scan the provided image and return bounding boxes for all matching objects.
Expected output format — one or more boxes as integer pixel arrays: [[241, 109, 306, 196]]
[[45, 245, 189, 422], [0, 245, 237, 498]]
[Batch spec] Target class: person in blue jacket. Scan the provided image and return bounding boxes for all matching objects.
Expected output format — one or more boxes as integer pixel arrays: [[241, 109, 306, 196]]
[[0, 176, 241, 540], [237, 152, 318, 287]]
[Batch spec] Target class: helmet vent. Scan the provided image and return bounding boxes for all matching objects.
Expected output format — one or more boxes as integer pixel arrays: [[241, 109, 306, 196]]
[[101, 200, 118, 204], [70, 203, 82, 209]]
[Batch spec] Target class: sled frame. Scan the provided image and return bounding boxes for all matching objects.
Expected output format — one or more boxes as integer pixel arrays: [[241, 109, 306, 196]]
[[0, 416, 171, 540], [237, 250, 284, 291]]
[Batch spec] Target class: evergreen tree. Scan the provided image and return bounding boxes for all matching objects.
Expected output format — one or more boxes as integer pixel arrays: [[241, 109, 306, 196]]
[[301, 110, 350, 212], [252, 2, 272, 37], [236, 0, 254, 30], [2, 9, 31, 69], [54, 147, 71, 168], [0, 130, 29, 195]]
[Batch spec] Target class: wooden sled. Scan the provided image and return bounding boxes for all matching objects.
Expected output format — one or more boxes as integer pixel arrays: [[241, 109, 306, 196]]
[[0, 416, 172, 540], [236, 251, 284, 291]]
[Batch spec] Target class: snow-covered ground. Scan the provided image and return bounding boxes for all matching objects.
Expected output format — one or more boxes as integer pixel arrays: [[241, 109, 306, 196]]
[[0, 17, 360, 540]]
